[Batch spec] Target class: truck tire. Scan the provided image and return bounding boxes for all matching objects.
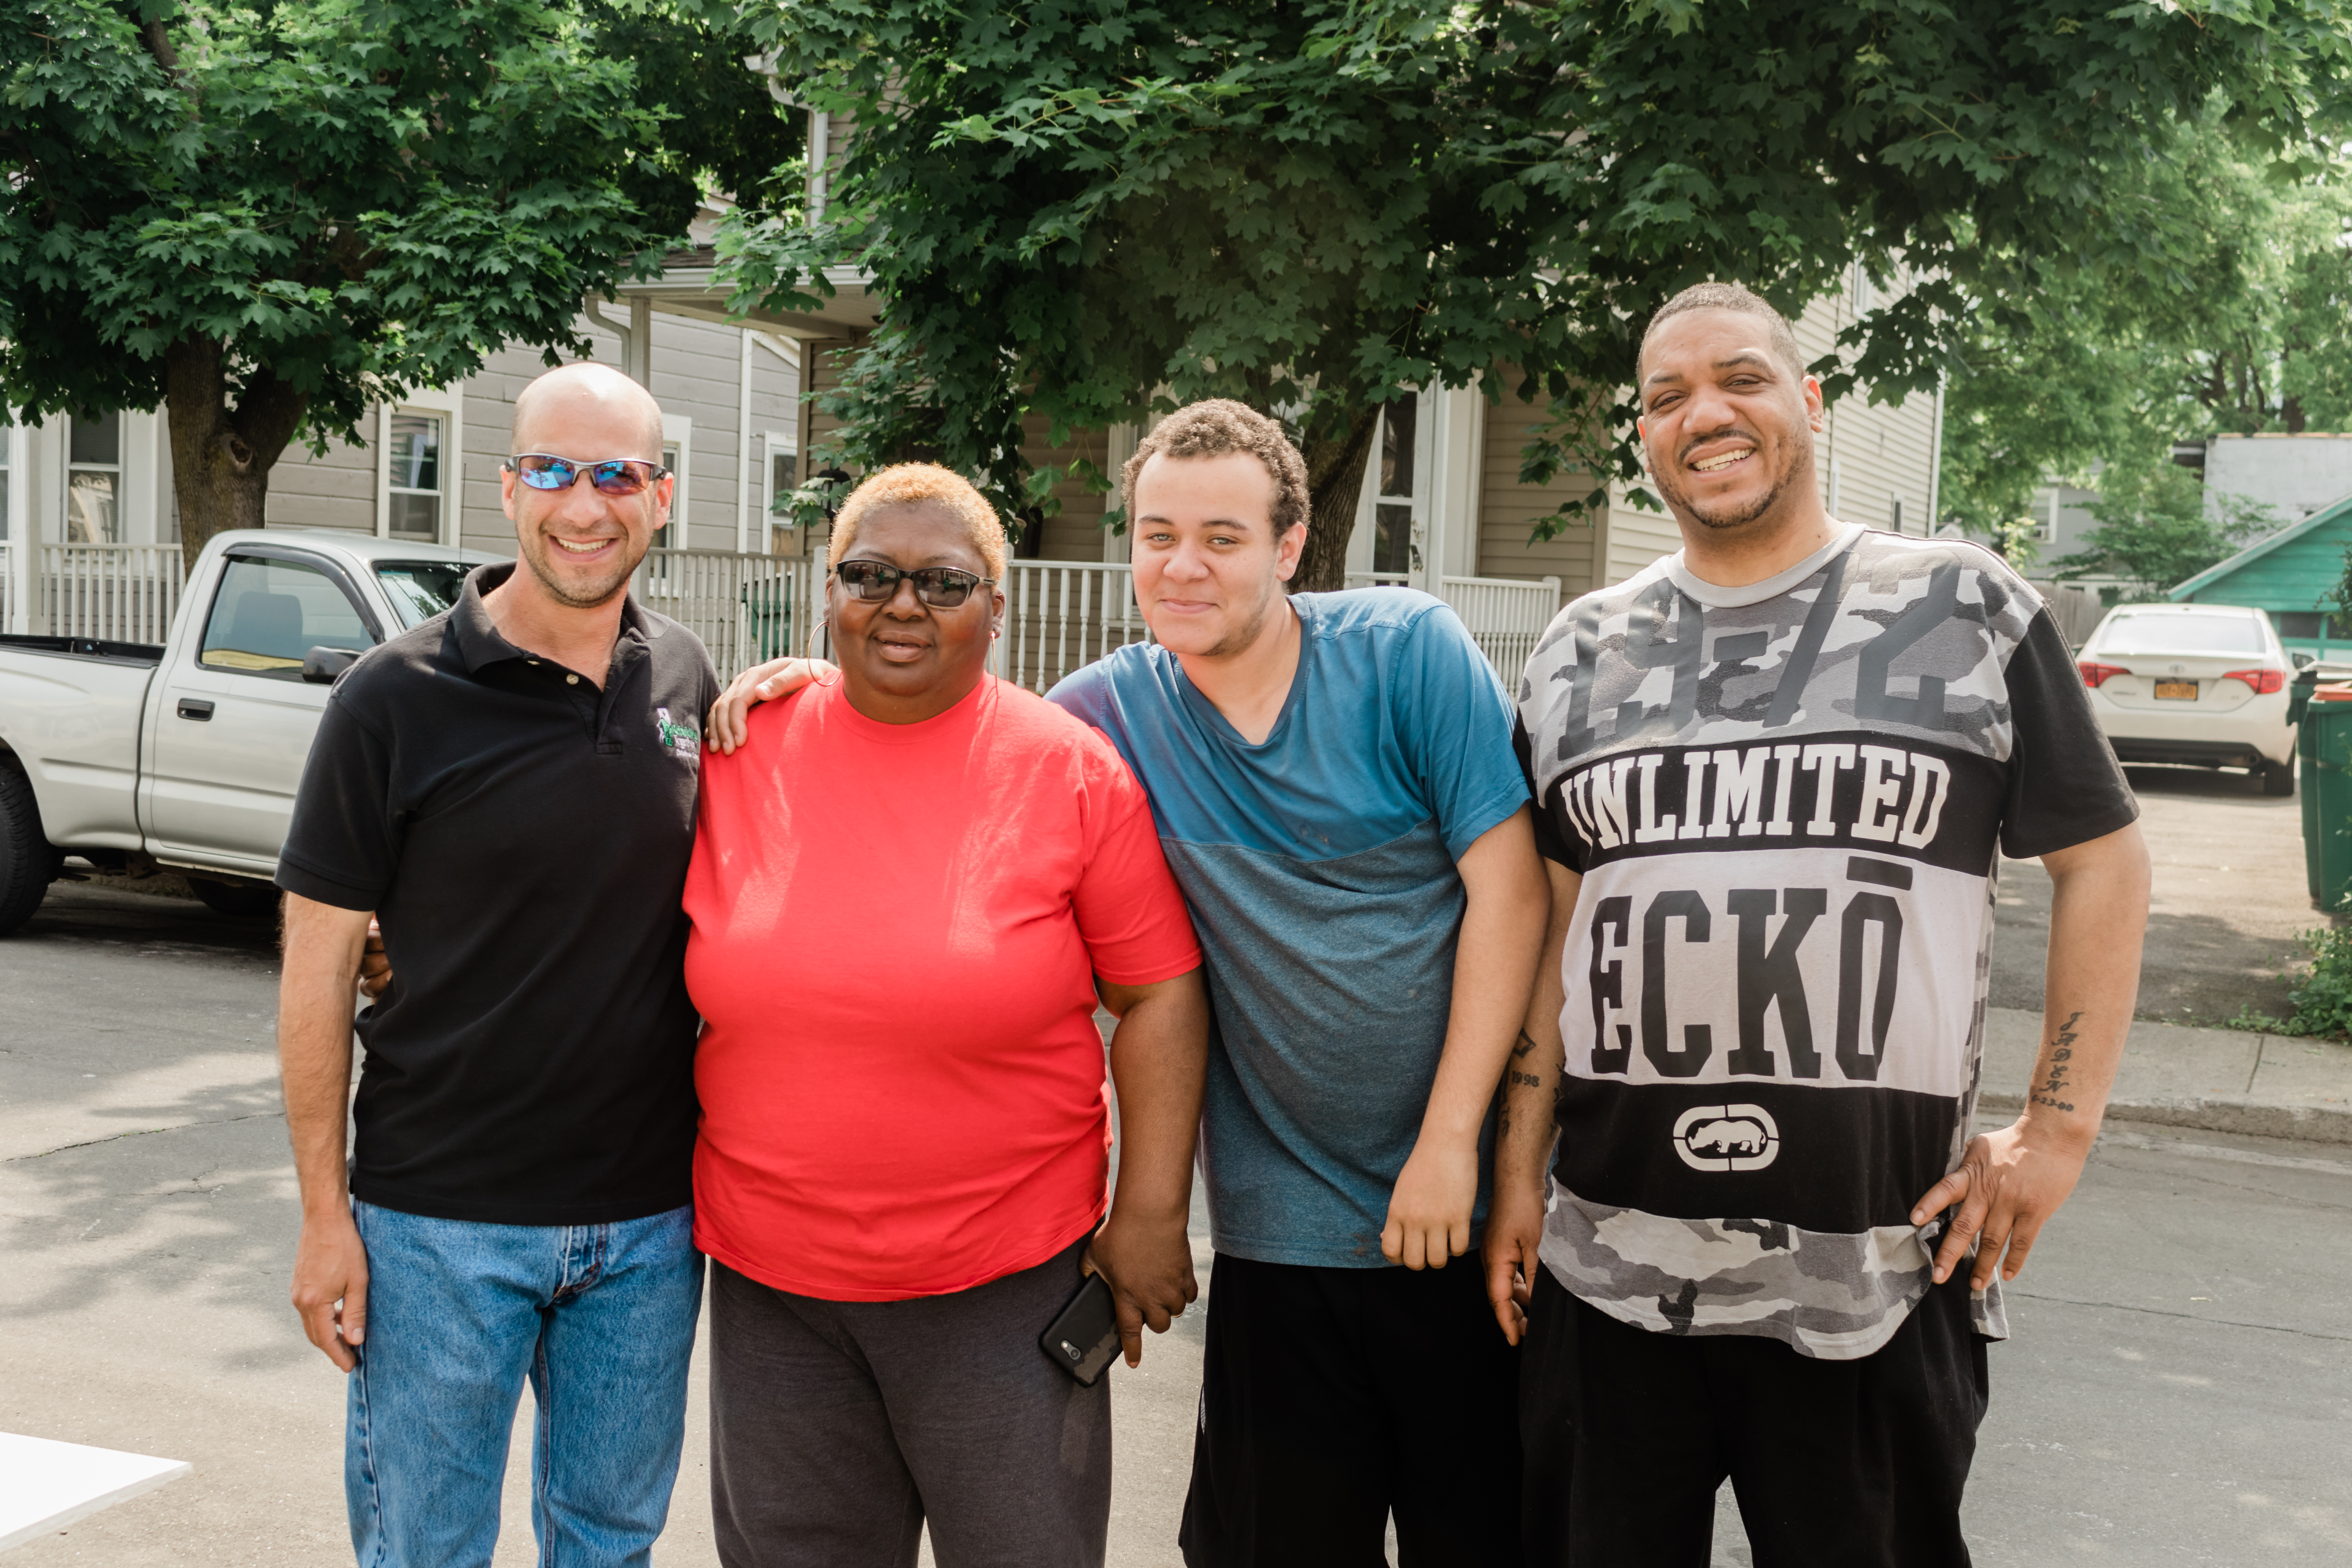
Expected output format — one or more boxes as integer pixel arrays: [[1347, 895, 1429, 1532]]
[[0, 760, 59, 936], [2261, 757, 2297, 797], [191, 878, 281, 920]]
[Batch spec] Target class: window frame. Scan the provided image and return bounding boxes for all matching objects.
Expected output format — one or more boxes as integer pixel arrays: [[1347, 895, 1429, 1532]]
[[194, 546, 383, 683], [660, 412, 692, 549], [763, 431, 800, 556], [376, 384, 464, 546], [65, 411, 124, 544], [1369, 392, 1430, 579]]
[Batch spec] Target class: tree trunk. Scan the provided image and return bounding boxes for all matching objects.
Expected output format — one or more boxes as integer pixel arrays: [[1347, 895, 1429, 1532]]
[[164, 337, 310, 575], [1293, 405, 1381, 594]]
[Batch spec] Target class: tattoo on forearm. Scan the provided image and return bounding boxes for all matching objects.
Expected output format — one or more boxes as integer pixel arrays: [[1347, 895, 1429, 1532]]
[[2029, 1009, 2083, 1112], [1512, 1030, 1538, 1059], [1508, 1069, 1543, 1091]]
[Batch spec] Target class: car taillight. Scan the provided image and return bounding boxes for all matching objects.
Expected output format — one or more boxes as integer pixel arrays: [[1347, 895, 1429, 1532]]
[[2224, 668, 2285, 695], [2079, 662, 2128, 688]]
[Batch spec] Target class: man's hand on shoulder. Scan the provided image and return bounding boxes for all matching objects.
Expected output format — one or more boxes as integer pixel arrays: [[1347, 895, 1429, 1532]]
[[1383, 1138, 1478, 1271], [705, 657, 834, 754], [291, 1206, 370, 1372]]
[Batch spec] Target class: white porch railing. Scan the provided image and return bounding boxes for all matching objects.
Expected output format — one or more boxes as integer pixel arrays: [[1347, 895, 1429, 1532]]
[[995, 560, 1152, 693], [6, 540, 1558, 690], [628, 552, 1562, 690], [632, 548, 824, 679], [1441, 574, 1562, 687], [34, 544, 185, 644], [1344, 571, 1562, 686]]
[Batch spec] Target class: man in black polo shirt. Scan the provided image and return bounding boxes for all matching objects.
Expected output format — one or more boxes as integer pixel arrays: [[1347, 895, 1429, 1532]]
[[276, 361, 719, 1567]]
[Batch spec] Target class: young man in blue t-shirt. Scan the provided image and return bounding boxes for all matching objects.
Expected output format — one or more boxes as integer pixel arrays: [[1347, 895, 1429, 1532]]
[[1048, 400, 1549, 1564]]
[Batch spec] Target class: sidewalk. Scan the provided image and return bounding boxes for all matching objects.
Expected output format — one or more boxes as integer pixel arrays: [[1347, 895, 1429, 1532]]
[[1980, 1006, 2352, 1144]]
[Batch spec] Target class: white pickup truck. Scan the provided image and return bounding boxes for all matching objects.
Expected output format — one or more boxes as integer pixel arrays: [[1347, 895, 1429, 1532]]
[[0, 529, 500, 934]]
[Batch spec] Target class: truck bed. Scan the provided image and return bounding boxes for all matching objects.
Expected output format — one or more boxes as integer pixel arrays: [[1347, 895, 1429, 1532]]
[[0, 635, 160, 848], [0, 634, 165, 666]]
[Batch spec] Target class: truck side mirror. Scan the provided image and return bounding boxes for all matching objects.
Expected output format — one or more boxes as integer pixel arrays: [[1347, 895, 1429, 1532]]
[[2293, 650, 2318, 671], [302, 646, 360, 685]]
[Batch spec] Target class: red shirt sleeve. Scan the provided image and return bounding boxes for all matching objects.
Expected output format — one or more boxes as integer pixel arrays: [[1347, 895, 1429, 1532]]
[[1071, 738, 1201, 986]]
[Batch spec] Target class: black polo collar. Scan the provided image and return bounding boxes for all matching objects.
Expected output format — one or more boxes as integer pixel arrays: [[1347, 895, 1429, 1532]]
[[450, 561, 654, 675]]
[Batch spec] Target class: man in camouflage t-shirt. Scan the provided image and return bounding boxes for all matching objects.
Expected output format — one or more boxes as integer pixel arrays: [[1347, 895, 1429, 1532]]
[[1489, 283, 2150, 1567]]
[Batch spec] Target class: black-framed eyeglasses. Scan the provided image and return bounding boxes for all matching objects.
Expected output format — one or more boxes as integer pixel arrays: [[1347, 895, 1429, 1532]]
[[504, 453, 671, 497], [834, 559, 996, 608]]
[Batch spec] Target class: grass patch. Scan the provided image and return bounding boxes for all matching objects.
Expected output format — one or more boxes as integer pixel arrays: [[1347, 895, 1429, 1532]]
[[2232, 914, 2352, 1040]]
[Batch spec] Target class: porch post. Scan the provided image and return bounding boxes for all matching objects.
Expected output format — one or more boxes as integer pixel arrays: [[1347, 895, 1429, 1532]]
[[6, 421, 32, 635], [626, 297, 653, 388], [1419, 388, 1452, 597], [737, 329, 755, 554]]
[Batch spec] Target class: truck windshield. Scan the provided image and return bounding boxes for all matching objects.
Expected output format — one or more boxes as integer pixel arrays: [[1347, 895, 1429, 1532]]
[[376, 562, 471, 629]]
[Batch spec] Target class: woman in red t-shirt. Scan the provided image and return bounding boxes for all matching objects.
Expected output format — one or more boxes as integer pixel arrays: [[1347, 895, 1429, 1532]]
[[684, 463, 1207, 1566]]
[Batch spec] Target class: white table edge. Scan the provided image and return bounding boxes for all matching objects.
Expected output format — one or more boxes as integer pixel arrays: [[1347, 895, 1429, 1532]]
[[0, 1462, 193, 1555]]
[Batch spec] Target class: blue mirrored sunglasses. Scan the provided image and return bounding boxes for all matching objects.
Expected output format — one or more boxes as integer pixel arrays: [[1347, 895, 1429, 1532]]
[[504, 453, 670, 497]]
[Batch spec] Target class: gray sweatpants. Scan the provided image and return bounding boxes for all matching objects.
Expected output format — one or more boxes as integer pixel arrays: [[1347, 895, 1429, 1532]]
[[709, 1236, 1112, 1568]]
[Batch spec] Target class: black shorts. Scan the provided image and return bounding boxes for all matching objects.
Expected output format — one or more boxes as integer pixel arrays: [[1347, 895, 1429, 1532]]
[[1178, 1250, 1521, 1568], [1519, 1264, 1989, 1568]]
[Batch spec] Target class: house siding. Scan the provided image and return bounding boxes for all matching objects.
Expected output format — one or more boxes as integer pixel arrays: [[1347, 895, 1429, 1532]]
[[253, 311, 802, 556], [1017, 413, 1119, 560], [1792, 290, 1938, 539], [1473, 370, 1601, 598], [2179, 521, 2351, 613]]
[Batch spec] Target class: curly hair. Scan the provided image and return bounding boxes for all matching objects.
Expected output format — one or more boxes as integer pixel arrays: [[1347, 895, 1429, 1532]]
[[826, 462, 1008, 580], [1638, 281, 1807, 384], [1122, 399, 1311, 537]]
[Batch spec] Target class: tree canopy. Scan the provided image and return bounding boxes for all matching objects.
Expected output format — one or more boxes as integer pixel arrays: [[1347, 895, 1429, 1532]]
[[1939, 105, 2352, 548], [1, 0, 795, 568], [722, 0, 2352, 588]]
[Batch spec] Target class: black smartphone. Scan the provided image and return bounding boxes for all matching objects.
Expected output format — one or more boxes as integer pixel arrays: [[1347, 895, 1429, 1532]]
[[1039, 1271, 1122, 1387]]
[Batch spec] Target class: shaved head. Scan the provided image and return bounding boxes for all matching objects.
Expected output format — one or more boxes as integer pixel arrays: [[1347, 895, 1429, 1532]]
[[511, 361, 664, 461]]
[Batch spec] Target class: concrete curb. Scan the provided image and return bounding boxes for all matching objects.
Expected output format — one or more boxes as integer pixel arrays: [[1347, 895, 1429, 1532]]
[[1980, 1006, 2352, 1146], [1981, 1089, 2352, 1146]]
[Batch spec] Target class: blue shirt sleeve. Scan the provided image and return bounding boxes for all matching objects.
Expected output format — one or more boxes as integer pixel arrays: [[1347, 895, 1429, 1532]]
[[1389, 603, 1532, 860]]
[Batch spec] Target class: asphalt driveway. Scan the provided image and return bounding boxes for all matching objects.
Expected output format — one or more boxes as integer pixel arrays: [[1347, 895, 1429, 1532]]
[[1991, 764, 2323, 1029]]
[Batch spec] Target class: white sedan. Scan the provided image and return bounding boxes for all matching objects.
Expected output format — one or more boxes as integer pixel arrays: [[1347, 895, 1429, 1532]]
[[2078, 603, 2299, 796]]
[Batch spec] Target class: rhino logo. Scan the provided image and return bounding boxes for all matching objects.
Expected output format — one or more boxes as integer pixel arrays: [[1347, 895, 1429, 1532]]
[[1671, 1104, 1780, 1172]]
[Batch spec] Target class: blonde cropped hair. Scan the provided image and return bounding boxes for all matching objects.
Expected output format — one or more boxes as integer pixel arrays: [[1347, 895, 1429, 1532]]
[[827, 463, 1008, 580]]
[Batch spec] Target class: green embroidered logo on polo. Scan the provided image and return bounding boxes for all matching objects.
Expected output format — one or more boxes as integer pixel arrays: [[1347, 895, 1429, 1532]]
[[654, 706, 701, 760]]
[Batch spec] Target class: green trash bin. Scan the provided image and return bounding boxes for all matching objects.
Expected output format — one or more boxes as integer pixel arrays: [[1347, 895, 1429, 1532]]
[[2299, 684, 2352, 911], [741, 577, 793, 664]]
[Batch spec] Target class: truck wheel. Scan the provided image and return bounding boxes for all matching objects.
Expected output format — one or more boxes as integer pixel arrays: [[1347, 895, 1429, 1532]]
[[0, 761, 60, 936], [2261, 758, 2297, 797], [191, 878, 281, 920]]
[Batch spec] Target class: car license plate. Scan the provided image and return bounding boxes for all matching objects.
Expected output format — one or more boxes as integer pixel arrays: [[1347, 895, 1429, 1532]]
[[2154, 680, 2200, 701]]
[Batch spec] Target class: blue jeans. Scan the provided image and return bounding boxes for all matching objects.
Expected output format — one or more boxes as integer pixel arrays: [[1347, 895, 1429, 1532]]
[[345, 1200, 703, 1568]]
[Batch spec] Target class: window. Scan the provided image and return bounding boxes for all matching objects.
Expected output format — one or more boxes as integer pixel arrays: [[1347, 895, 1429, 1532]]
[[385, 413, 445, 542], [657, 413, 692, 551], [375, 561, 469, 628], [655, 439, 682, 554], [766, 435, 800, 555], [67, 411, 122, 543], [2095, 609, 2266, 657], [1373, 395, 1419, 576], [199, 556, 374, 679]]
